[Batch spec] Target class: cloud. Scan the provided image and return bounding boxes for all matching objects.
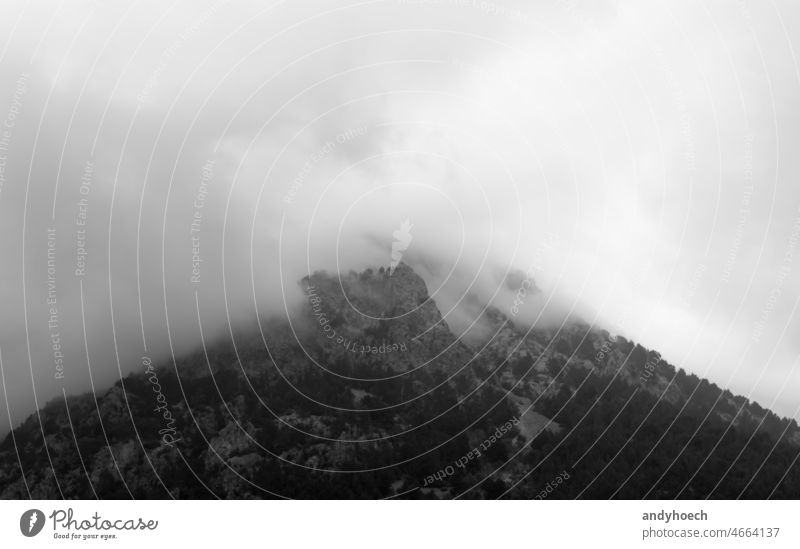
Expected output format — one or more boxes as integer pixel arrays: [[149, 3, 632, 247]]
[[0, 0, 799, 436]]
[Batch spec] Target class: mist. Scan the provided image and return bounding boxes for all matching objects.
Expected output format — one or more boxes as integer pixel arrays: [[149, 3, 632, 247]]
[[1, 0, 799, 437]]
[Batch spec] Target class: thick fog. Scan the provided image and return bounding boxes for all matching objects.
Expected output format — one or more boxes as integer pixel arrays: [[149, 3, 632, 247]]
[[1, 0, 799, 435]]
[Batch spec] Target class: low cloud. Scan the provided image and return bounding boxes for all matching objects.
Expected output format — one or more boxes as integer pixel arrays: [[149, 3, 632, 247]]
[[1, 0, 799, 435]]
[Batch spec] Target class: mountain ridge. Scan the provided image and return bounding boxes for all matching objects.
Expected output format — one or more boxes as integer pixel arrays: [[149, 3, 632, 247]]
[[1, 263, 798, 499]]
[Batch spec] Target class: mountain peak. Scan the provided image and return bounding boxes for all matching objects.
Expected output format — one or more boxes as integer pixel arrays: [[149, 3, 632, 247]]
[[1, 263, 799, 499], [302, 261, 430, 319], [298, 263, 469, 374]]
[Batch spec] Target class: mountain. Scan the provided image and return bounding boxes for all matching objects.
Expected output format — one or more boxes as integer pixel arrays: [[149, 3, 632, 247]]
[[1, 263, 798, 499]]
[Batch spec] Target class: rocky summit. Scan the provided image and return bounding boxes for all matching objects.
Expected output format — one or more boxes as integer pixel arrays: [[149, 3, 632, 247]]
[[1, 264, 799, 499]]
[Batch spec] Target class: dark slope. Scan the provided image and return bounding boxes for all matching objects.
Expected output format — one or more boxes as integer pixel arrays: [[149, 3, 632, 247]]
[[1, 264, 798, 499]]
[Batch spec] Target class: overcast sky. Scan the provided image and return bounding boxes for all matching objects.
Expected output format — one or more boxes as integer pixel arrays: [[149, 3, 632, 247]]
[[0, 0, 799, 435]]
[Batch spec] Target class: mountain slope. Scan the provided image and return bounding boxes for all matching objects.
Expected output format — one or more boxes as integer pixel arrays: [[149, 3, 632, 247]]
[[1, 264, 798, 499]]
